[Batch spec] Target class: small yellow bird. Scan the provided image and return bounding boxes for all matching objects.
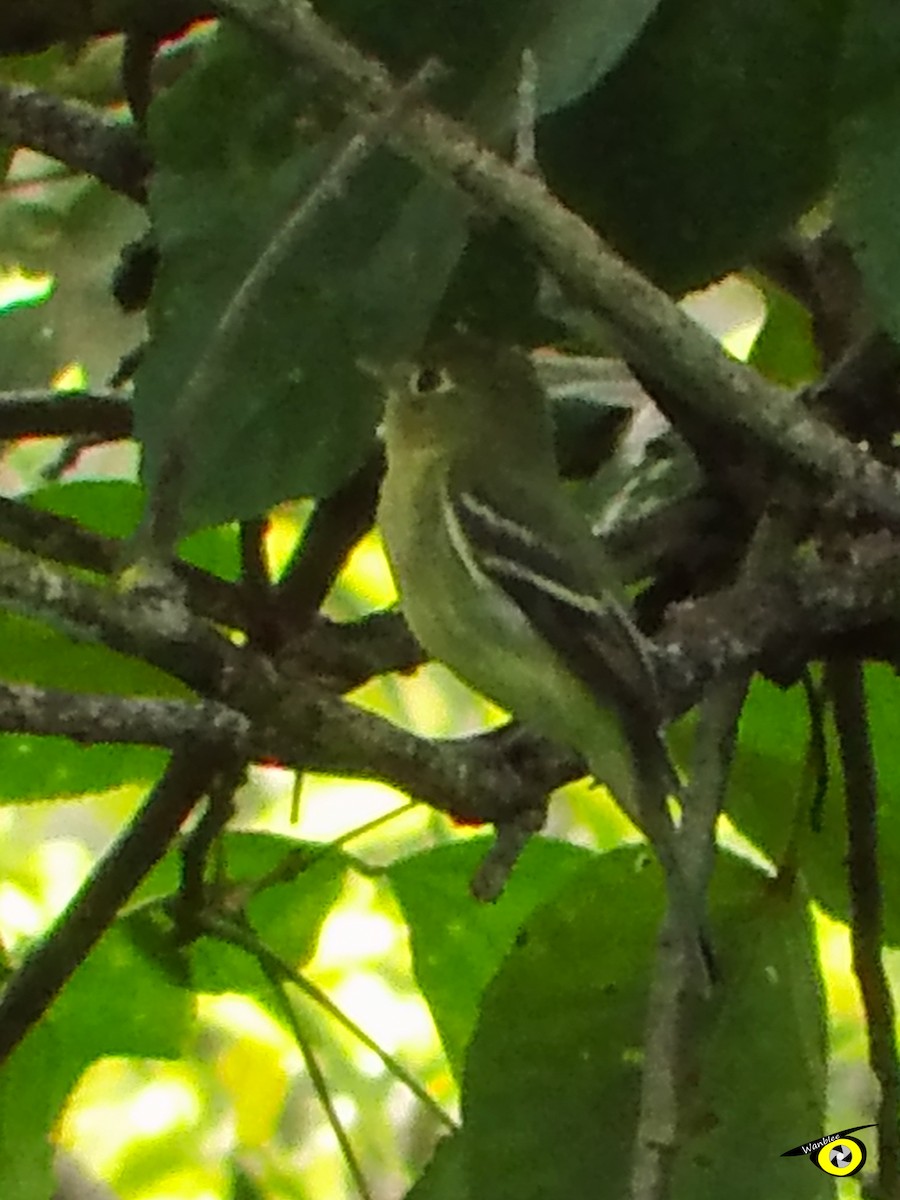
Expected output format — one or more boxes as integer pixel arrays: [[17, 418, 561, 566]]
[[378, 332, 705, 964]]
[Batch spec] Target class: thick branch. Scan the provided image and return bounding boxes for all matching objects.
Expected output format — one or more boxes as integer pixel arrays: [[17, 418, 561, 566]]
[[0, 390, 133, 440], [0, 542, 253, 698], [0, 84, 150, 202], [5, 532, 900, 828], [0, 681, 245, 748], [0, 498, 250, 632], [657, 533, 900, 712], [0, 543, 561, 822]]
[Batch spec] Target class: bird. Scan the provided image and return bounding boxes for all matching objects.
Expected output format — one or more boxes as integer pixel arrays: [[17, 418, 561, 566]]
[[377, 330, 707, 971]]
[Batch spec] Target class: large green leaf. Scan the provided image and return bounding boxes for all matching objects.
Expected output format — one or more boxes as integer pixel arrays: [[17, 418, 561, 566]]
[[748, 277, 820, 389], [725, 668, 900, 947], [406, 1133, 470, 1200], [834, 0, 900, 117], [389, 837, 592, 1076], [0, 480, 246, 801], [323, 0, 662, 122], [0, 735, 164, 803], [723, 676, 813, 868], [463, 850, 828, 1200], [0, 603, 186, 801], [135, 24, 467, 532], [837, 0, 900, 342], [540, 0, 846, 293]]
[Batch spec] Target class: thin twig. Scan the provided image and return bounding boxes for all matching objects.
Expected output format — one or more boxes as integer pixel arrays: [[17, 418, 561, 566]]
[[243, 801, 416, 901], [827, 659, 900, 1196], [176, 759, 247, 938], [470, 804, 547, 901], [203, 913, 456, 1132], [264, 966, 375, 1200], [514, 48, 539, 173], [800, 668, 830, 833], [632, 504, 776, 1198]]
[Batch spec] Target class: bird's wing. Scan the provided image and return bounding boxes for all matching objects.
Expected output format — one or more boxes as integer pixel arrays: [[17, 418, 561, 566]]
[[442, 468, 664, 737]]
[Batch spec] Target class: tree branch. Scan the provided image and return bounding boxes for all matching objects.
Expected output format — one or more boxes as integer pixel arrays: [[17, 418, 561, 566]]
[[0, 83, 150, 202], [277, 453, 383, 636], [0, 0, 211, 57], [0, 390, 133, 440], [828, 660, 900, 1195], [4, 529, 900, 829], [0, 680, 245, 749], [0, 742, 236, 1068], [0, 498, 250, 633], [221, 0, 900, 529]]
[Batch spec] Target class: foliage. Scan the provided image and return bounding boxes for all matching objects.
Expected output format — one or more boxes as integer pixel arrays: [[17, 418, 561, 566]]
[[0, 1, 899, 1199]]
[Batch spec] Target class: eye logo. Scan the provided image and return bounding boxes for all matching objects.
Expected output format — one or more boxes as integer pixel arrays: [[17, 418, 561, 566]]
[[782, 1124, 874, 1178]]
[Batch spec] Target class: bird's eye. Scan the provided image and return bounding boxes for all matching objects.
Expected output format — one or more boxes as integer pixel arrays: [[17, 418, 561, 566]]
[[410, 365, 453, 394]]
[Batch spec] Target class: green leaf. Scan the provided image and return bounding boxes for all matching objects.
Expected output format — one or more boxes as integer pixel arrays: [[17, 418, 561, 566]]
[[0, 610, 186, 698], [135, 24, 467, 531], [389, 837, 596, 1076], [0, 600, 185, 801], [27, 479, 145, 539], [519, 0, 664, 116], [724, 676, 811, 867], [831, 0, 900, 339], [0, 922, 192, 1200], [406, 1133, 470, 1200], [834, 0, 900, 117], [324, 0, 659, 120], [132, 833, 348, 1006], [135, 2, 685, 531], [837, 89, 900, 341], [0, 736, 164, 803], [725, 667, 900, 946], [463, 850, 828, 1200], [28, 480, 243, 581], [540, 0, 846, 293], [52, 922, 193, 1058], [748, 278, 820, 388]]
